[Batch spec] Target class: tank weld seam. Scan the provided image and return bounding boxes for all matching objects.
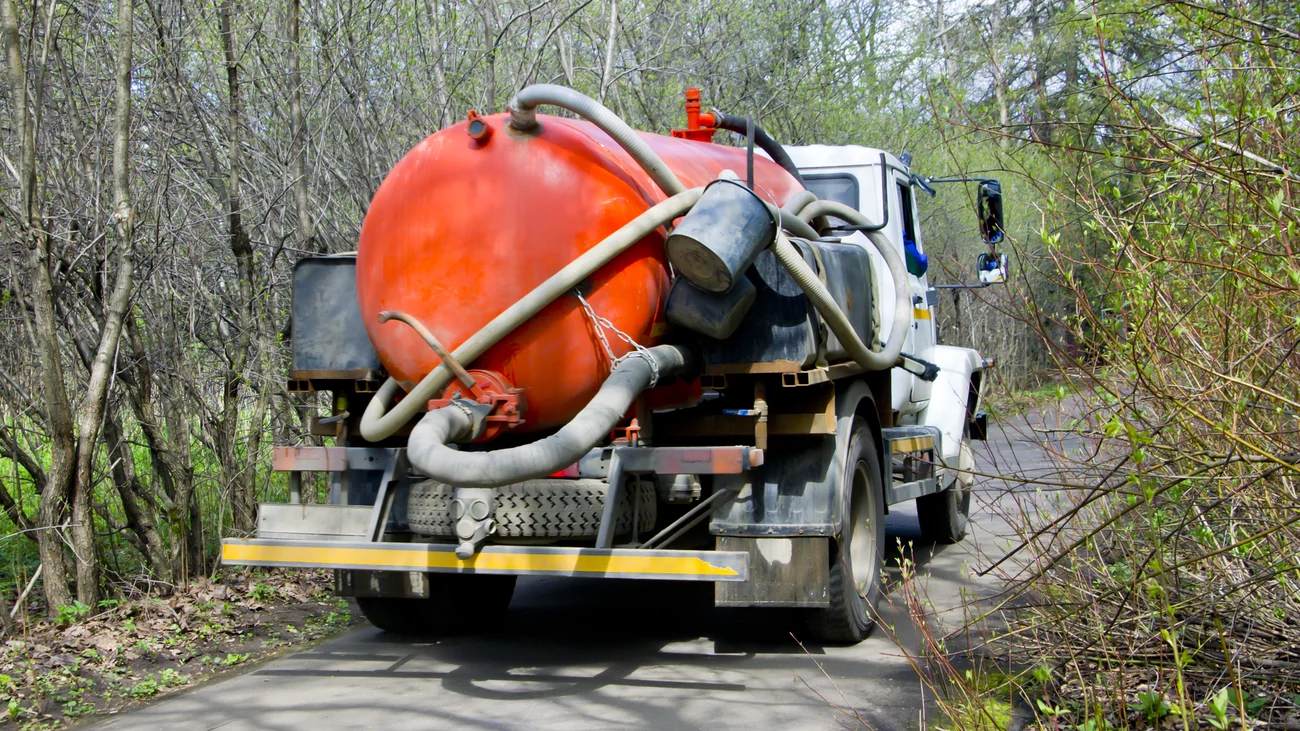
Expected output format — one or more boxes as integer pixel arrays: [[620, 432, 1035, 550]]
[[571, 288, 660, 386]]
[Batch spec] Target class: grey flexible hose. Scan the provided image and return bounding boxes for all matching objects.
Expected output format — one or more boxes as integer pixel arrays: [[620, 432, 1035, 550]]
[[770, 228, 911, 372], [769, 202, 820, 240], [796, 199, 913, 338], [508, 84, 686, 198], [781, 190, 818, 218], [407, 345, 693, 487], [359, 187, 705, 442], [798, 198, 914, 366]]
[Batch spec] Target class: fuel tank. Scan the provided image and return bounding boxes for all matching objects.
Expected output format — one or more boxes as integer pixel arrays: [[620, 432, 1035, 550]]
[[356, 112, 803, 433]]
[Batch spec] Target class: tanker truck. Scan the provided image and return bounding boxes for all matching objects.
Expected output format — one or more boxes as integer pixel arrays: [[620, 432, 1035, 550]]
[[221, 85, 1007, 644]]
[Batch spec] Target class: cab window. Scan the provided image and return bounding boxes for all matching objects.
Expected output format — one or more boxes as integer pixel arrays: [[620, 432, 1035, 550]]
[[804, 174, 858, 211], [803, 173, 859, 228], [898, 182, 919, 248], [897, 180, 929, 277]]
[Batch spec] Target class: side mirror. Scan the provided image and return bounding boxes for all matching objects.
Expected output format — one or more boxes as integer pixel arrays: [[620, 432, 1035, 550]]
[[923, 174, 1011, 289], [977, 180, 1004, 245], [977, 252, 1008, 285]]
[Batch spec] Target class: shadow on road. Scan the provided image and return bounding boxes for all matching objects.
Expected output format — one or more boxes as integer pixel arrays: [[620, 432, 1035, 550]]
[[238, 514, 943, 721], [90, 410, 1086, 729]]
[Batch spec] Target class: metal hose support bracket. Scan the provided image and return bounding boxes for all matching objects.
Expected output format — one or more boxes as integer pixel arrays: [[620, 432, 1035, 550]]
[[508, 84, 686, 197]]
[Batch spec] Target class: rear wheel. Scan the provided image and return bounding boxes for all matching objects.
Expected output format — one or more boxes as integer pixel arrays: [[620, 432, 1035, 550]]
[[355, 573, 516, 635], [916, 431, 973, 544], [805, 418, 885, 645]]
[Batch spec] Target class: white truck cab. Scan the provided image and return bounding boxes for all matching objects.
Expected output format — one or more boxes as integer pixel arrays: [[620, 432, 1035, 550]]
[[786, 145, 1001, 476]]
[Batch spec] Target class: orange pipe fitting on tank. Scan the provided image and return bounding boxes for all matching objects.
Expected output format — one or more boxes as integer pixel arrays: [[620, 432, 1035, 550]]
[[426, 369, 525, 443], [671, 88, 719, 142]]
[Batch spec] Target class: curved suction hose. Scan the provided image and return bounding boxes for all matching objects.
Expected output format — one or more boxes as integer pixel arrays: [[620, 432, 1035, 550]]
[[774, 204, 914, 370], [772, 204, 821, 241], [796, 198, 890, 232], [509, 84, 686, 197], [408, 345, 694, 488], [359, 188, 704, 442], [781, 190, 818, 218]]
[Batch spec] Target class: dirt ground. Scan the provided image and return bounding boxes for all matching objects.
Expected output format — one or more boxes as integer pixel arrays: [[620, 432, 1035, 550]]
[[0, 569, 358, 729]]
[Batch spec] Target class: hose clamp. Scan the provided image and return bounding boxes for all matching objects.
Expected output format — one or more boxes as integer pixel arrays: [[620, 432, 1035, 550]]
[[507, 104, 539, 132], [447, 398, 494, 441]]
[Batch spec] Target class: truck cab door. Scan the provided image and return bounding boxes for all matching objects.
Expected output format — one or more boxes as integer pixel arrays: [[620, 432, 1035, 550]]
[[895, 171, 936, 409]]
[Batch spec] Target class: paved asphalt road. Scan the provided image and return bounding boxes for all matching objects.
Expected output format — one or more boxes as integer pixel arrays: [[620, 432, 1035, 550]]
[[94, 410, 1082, 731]]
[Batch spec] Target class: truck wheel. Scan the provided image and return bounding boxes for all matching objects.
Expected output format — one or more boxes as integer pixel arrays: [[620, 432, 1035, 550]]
[[805, 418, 884, 645], [916, 433, 973, 544], [355, 574, 516, 635]]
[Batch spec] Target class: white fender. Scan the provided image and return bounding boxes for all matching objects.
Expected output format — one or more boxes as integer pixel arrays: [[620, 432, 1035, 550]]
[[918, 345, 982, 463]]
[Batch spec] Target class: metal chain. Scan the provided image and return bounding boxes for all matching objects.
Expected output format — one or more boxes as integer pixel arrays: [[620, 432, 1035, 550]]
[[572, 288, 660, 387]]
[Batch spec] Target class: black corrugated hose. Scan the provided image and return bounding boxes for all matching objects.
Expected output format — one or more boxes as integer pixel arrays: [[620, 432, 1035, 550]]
[[710, 111, 808, 189]]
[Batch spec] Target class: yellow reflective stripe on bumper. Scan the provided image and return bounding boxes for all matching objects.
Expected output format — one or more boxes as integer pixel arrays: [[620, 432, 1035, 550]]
[[222, 541, 741, 579], [891, 435, 935, 454]]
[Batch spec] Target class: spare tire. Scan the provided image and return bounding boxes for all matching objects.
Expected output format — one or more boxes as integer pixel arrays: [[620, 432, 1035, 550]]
[[407, 478, 656, 539]]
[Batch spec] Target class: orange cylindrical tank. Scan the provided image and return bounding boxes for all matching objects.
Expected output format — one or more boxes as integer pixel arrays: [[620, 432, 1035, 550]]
[[356, 112, 803, 434]]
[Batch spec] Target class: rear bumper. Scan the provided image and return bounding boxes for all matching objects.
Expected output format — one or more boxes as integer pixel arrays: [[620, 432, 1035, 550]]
[[221, 538, 748, 582]]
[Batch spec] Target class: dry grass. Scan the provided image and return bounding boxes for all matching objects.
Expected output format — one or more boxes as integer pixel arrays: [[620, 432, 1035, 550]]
[[900, 3, 1300, 724]]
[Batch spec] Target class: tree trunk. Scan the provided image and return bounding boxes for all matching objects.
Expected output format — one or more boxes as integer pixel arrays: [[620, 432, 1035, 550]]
[[102, 406, 171, 583], [936, 0, 951, 79], [218, 0, 259, 534], [287, 0, 316, 253], [479, 3, 496, 111], [992, 0, 1010, 147], [66, 0, 138, 608], [119, 317, 200, 586], [3, 0, 75, 613], [0, 417, 43, 536], [598, 0, 618, 104]]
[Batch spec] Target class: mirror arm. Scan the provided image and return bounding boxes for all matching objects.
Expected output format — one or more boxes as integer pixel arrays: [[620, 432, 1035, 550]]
[[923, 176, 999, 184], [933, 282, 1000, 290]]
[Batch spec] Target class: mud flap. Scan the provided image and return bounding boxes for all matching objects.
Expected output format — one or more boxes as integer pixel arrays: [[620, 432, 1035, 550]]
[[714, 536, 830, 607]]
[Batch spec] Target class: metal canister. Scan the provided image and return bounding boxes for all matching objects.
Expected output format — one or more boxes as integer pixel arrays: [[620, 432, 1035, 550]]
[[665, 178, 776, 294]]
